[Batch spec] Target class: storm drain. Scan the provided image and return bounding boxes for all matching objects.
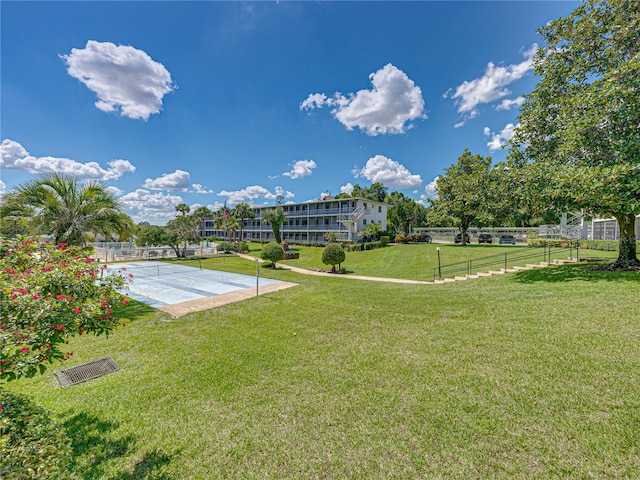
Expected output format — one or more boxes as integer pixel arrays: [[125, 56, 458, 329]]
[[55, 356, 120, 387]]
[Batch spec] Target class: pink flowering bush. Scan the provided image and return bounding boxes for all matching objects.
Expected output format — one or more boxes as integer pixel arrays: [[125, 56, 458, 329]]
[[0, 237, 129, 382]]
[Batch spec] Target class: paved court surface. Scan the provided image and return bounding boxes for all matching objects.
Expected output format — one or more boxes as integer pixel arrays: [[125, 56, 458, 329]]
[[105, 262, 297, 316]]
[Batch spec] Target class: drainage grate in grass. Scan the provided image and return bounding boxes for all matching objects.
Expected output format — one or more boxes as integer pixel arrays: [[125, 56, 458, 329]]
[[55, 357, 120, 387]]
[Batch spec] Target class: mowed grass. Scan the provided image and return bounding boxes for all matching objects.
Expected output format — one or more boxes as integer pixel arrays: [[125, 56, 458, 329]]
[[6, 253, 640, 479], [247, 242, 618, 281]]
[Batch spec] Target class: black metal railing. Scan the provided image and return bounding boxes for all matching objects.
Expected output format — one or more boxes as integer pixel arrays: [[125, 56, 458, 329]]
[[432, 242, 580, 281]]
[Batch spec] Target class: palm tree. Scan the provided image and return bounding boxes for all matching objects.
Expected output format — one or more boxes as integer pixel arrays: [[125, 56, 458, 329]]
[[175, 203, 190, 216], [213, 209, 240, 241], [192, 206, 214, 240], [234, 202, 255, 241], [261, 206, 286, 243], [363, 222, 382, 241], [1, 173, 130, 246]]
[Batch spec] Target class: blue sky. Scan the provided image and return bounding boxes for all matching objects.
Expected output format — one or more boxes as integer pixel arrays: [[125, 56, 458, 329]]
[[1, 1, 579, 225]]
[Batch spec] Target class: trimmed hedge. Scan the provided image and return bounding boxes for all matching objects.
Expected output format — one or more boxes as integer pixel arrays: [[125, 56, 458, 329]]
[[527, 238, 577, 248], [527, 238, 640, 252]]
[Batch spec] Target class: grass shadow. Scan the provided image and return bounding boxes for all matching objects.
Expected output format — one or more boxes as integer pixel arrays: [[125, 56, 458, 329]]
[[113, 298, 156, 321], [62, 411, 176, 479], [110, 449, 175, 480], [513, 262, 640, 284]]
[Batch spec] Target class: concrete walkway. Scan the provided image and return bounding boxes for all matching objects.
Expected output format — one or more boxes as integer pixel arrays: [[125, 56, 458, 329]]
[[235, 253, 433, 284], [158, 279, 298, 317]]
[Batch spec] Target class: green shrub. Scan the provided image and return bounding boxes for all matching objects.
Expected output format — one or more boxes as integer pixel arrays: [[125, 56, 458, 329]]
[[260, 242, 284, 267], [321, 243, 346, 272], [0, 390, 73, 479], [580, 240, 623, 252], [379, 236, 389, 247], [235, 241, 249, 253], [324, 232, 338, 243], [218, 241, 236, 253], [363, 241, 383, 250]]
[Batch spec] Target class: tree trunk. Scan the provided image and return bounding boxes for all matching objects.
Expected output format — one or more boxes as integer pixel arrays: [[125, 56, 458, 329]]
[[612, 214, 639, 268]]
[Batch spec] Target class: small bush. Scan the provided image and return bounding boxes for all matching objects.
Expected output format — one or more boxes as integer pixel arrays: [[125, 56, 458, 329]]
[[0, 391, 73, 479], [261, 242, 284, 267], [235, 241, 249, 253], [379, 236, 389, 247], [394, 234, 407, 244], [363, 241, 383, 251], [324, 232, 338, 243], [341, 242, 366, 252], [218, 241, 236, 253], [322, 243, 346, 272]]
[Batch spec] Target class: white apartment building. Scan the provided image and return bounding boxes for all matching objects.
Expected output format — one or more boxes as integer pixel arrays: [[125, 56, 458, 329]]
[[588, 215, 640, 241], [203, 196, 388, 244]]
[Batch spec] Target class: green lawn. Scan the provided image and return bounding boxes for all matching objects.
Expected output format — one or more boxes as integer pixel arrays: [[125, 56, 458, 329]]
[[5, 252, 639, 479], [246, 242, 618, 281]]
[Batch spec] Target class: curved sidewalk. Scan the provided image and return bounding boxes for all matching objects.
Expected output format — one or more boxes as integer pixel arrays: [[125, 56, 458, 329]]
[[235, 253, 433, 284]]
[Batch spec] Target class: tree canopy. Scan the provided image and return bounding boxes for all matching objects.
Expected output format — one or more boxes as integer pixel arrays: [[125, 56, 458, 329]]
[[234, 203, 255, 241], [509, 0, 639, 267], [321, 243, 346, 273], [428, 149, 495, 245], [0, 174, 132, 246], [386, 191, 428, 234], [335, 182, 388, 202], [261, 207, 286, 243]]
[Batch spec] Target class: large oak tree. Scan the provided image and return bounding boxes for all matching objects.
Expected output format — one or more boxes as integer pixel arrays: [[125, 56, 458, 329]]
[[509, 0, 639, 267]]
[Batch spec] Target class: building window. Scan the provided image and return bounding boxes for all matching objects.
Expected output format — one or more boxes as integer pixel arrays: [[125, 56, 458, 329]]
[[378, 206, 382, 213], [363, 219, 367, 225]]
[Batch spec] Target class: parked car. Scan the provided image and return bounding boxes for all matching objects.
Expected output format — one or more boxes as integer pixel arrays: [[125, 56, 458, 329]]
[[478, 233, 493, 244], [499, 234, 516, 245], [419, 233, 432, 243], [454, 233, 470, 244]]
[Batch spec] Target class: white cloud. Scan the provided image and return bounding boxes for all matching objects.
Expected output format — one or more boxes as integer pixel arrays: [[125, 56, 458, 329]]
[[282, 159, 317, 179], [0, 139, 136, 180], [484, 123, 517, 151], [118, 189, 184, 225], [265, 185, 295, 200], [61, 40, 176, 120], [496, 96, 525, 111], [446, 45, 537, 122], [355, 155, 422, 188], [421, 177, 439, 202], [143, 170, 190, 191], [301, 63, 426, 136], [299, 93, 328, 110], [105, 185, 124, 196], [191, 183, 213, 194], [340, 183, 354, 195], [218, 185, 294, 205], [0, 179, 5, 196]]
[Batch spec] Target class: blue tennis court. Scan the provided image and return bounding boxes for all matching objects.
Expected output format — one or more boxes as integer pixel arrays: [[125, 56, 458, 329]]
[[105, 261, 281, 308]]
